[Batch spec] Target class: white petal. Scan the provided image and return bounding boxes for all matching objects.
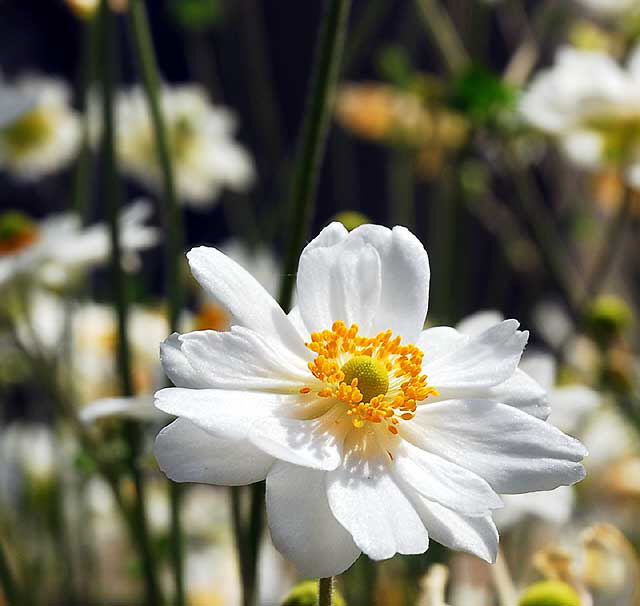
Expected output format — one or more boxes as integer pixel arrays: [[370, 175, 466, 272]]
[[155, 418, 274, 485], [482, 369, 550, 420], [249, 412, 345, 471], [455, 311, 504, 336], [296, 234, 382, 335], [423, 320, 528, 391], [393, 441, 502, 515], [266, 461, 360, 578], [411, 400, 586, 494], [520, 352, 556, 391], [350, 225, 430, 343], [161, 327, 310, 391], [154, 388, 299, 440], [305, 222, 349, 251], [410, 498, 498, 563], [418, 327, 467, 365], [160, 333, 215, 388], [187, 246, 307, 357], [326, 447, 429, 560]]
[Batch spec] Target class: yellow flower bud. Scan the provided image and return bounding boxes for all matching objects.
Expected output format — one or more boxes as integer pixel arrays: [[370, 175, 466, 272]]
[[281, 580, 346, 606], [519, 580, 581, 606]]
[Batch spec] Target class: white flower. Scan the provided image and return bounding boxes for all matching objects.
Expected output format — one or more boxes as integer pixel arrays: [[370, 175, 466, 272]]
[[115, 85, 254, 208], [456, 312, 599, 530], [0, 200, 159, 288], [153, 223, 586, 578], [0, 75, 81, 180], [520, 46, 640, 185]]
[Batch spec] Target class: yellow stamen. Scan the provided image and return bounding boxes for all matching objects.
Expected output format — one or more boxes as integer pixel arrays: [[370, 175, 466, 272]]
[[303, 321, 438, 435]]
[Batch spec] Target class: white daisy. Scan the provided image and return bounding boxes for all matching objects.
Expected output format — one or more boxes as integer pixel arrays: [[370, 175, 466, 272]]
[[0, 200, 159, 288], [154, 223, 586, 578], [115, 85, 255, 208], [0, 75, 81, 180], [520, 45, 640, 186]]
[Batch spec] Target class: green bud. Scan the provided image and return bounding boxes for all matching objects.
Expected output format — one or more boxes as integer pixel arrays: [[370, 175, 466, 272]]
[[332, 211, 370, 232], [519, 580, 581, 606], [281, 580, 346, 606], [0, 210, 37, 244], [585, 295, 632, 346]]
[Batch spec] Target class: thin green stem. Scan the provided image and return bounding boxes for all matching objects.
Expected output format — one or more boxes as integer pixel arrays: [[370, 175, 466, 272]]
[[388, 146, 415, 229], [277, 0, 353, 312], [98, 2, 163, 605], [0, 540, 19, 606], [127, 3, 187, 603], [343, 0, 392, 75], [319, 577, 334, 606], [414, 0, 469, 75]]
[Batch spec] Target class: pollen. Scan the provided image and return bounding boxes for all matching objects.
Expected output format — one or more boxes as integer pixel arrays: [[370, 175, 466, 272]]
[[304, 321, 438, 435]]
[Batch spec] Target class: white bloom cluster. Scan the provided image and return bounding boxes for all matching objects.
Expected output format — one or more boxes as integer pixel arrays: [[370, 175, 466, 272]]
[[520, 46, 640, 185], [153, 223, 586, 577], [0, 76, 81, 180], [115, 85, 255, 208], [0, 200, 158, 288]]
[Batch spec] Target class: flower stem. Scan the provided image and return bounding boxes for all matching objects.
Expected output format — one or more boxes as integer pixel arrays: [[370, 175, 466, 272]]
[[0, 540, 19, 606], [415, 0, 468, 75], [277, 0, 353, 312], [319, 577, 334, 606], [98, 2, 162, 605], [127, 3, 187, 603]]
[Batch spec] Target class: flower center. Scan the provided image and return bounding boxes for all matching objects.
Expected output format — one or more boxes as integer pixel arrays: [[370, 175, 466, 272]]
[[301, 321, 438, 435], [340, 355, 389, 403], [1, 109, 52, 156], [0, 211, 39, 255]]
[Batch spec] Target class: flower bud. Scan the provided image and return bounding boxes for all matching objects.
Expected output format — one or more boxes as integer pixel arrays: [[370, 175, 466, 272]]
[[519, 580, 580, 606], [332, 211, 370, 232], [281, 580, 346, 606], [585, 295, 632, 347]]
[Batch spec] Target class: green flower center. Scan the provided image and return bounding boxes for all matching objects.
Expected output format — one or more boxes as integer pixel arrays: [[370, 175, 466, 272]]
[[340, 355, 389, 403], [2, 109, 52, 156], [0, 210, 39, 255]]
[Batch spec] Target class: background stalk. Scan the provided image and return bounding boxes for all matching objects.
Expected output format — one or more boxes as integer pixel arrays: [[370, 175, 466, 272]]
[[0, 540, 19, 606], [128, 2, 187, 603], [98, 2, 162, 604], [277, 0, 353, 311]]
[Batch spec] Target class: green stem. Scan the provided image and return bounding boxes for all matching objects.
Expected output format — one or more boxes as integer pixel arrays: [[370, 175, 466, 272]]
[[277, 0, 353, 312], [98, 2, 163, 605], [127, 3, 187, 603], [388, 146, 414, 229], [414, 0, 469, 75], [343, 0, 393, 75], [0, 540, 19, 606], [319, 577, 334, 606]]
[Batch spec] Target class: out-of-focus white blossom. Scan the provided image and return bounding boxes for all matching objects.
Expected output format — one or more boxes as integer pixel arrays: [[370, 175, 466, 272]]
[[578, 0, 639, 17], [520, 46, 640, 186], [0, 76, 81, 180], [115, 85, 254, 208], [0, 200, 158, 288]]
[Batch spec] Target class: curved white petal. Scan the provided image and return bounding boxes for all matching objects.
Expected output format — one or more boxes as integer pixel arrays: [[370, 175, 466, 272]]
[[481, 369, 550, 420], [418, 327, 467, 365], [161, 327, 310, 390], [410, 498, 498, 564], [305, 221, 349, 251], [154, 388, 299, 440], [249, 412, 345, 471], [422, 320, 528, 391], [411, 400, 586, 494], [297, 234, 382, 336], [266, 461, 360, 578], [350, 224, 430, 343], [393, 441, 502, 515], [155, 418, 274, 485], [326, 447, 429, 560], [187, 246, 307, 357], [455, 311, 504, 337]]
